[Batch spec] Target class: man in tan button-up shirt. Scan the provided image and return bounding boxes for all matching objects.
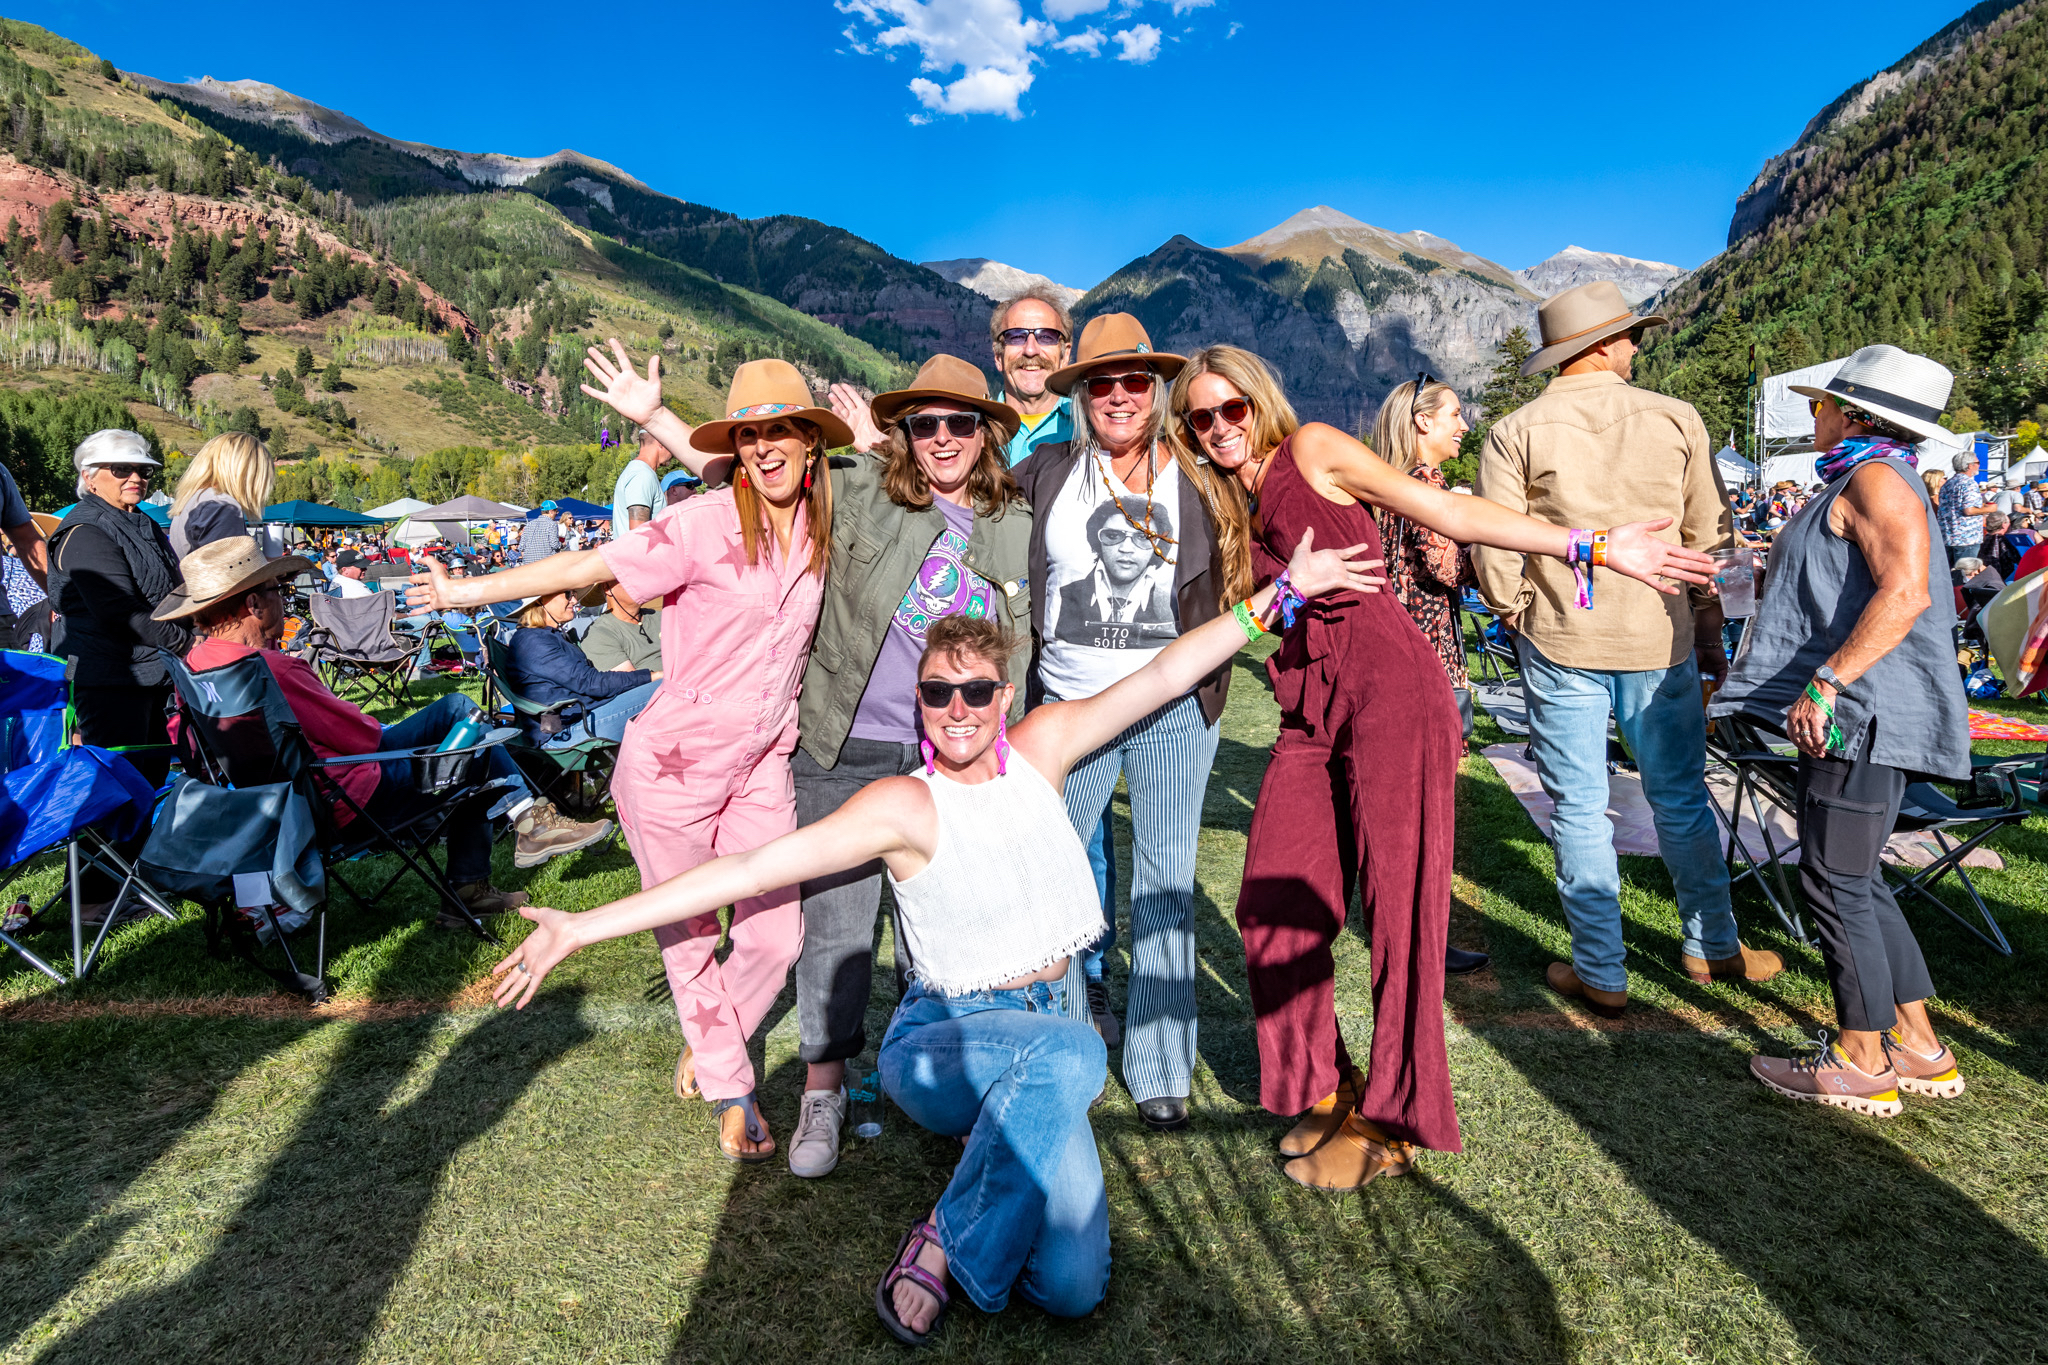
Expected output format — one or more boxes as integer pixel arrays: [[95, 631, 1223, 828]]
[[1474, 280, 1779, 1014]]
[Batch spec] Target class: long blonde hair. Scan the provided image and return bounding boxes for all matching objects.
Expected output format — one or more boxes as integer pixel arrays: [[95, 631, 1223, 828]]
[[1165, 345, 1301, 608], [173, 432, 275, 517], [731, 418, 833, 577], [1370, 378, 1461, 476]]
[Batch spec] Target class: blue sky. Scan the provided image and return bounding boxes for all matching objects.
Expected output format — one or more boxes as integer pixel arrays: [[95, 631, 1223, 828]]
[[27, 0, 1970, 286]]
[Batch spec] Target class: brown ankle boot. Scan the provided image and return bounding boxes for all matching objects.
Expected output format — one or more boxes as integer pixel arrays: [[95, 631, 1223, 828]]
[[1546, 962, 1627, 1018], [1278, 1066, 1365, 1157], [1679, 944, 1784, 983], [1282, 1111, 1415, 1192]]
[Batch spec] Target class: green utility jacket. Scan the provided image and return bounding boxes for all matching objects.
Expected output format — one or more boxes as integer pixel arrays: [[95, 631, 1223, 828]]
[[798, 458, 1036, 770]]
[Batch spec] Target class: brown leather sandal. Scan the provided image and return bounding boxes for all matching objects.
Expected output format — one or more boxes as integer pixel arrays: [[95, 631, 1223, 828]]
[[1278, 1065, 1365, 1157], [674, 1044, 700, 1100], [1283, 1111, 1416, 1192]]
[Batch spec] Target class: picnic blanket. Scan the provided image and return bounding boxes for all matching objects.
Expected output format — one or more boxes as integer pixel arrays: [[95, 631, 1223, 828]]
[[1967, 709, 2048, 742], [1481, 744, 2002, 870]]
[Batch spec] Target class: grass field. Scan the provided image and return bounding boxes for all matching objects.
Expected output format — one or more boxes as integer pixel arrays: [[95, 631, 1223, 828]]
[[2, 649, 2045, 1364]]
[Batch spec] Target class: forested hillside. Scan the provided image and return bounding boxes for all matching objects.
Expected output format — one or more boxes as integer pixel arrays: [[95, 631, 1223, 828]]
[[1638, 0, 2048, 440]]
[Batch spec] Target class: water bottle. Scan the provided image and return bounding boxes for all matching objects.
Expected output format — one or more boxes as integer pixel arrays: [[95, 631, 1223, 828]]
[[849, 1066, 884, 1139], [435, 714, 484, 753]]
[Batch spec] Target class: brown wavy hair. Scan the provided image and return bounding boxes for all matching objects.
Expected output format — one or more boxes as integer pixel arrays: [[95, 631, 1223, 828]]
[[1164, 345, 1302, 608], [878, 409, 1025, 518], [919, 613, 1021, 677], [731, 418, 833, 577]]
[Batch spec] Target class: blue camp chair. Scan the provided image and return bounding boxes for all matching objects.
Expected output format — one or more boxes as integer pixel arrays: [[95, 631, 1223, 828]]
[[149, 649, 518, 1001], [0, 651, 179, 982]]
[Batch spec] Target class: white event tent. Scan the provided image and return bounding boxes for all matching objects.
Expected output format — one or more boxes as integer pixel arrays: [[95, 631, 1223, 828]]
[[365, 496, 465, 548]]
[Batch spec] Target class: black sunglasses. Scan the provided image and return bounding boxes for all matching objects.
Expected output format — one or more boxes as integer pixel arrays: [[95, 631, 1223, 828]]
[[917, 678, 1002, 709], [998, 327, 1066, 349], [906, 412, 983, 440], [99, 464, 155, 481], [1186, 396, 1253, 434]]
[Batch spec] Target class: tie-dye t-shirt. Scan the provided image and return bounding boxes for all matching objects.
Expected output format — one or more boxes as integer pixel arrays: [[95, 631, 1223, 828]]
[[847, 497, 996, 744]]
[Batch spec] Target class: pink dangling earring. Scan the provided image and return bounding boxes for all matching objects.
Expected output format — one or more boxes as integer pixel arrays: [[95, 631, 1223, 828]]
[[737, 467, 750, 489], [995, 712, 1009, 776], [921, 737, 936, 775]]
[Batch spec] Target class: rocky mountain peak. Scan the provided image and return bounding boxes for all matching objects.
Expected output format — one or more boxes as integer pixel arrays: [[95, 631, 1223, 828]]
[[1516, 245, 1687, 305], [922, 258, 1083, 310]]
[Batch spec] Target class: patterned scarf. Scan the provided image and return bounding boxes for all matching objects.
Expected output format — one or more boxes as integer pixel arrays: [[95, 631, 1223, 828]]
[[1815, 434, 1913, 485]]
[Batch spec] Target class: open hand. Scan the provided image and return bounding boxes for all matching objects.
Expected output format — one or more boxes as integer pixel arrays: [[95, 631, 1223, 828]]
[[1600, 519, 1718, 594], [826, 382, 888, 453], [491, 906, 578, 1010], [1285, 525, 1385, 597], [404, 555, 459, 612], [581, 339, 664, 425]]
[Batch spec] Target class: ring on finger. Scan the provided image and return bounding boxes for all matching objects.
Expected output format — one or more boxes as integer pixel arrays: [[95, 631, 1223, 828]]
[[516, 962, 530, 975]]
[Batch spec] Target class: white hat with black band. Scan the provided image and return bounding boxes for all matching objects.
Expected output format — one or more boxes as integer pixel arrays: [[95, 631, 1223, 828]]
[[1789, 344, 1955, 445]]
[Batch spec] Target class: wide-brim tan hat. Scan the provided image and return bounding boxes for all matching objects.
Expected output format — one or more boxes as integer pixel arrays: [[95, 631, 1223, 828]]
[[153, 535, 314, 621], [29, 511, 60, 537], [689, 359, 856, 455], [1789, 344, 1956, 445], [1048, 313, 1186, 395], [1523, 280, 1667, 376], [870, 354, 1023, 444]]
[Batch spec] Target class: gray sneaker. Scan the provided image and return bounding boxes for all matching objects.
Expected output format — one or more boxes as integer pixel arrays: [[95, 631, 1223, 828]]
[[788, 1086, 847, 1179]]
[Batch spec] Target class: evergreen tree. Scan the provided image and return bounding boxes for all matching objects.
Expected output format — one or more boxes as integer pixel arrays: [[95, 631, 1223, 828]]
[[40, 199, 72, 250], [164, 230, 195, 299], [260, 224, 279, 275], [294, 344, 315, 379], [321, 356, 343, 392], [1664, 308, 1753, 447], [1458, 325, 1548, 464]]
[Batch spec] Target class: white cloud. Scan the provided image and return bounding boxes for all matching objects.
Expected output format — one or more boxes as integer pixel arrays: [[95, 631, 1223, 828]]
[[1166, 0, 1214, 13], [1226, 20, 1242, 38], [1053, 25, 1104, 54], [1114, 23, 1161, 62], [1041, 0, 1111, 18]]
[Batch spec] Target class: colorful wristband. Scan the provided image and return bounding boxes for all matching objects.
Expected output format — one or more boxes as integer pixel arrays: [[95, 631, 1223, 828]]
[[1803, 680, 1845, 751], [1272, 570, 1307, 629], [1566, 529, 1594, 610], [1232, 599, 1265, 642]]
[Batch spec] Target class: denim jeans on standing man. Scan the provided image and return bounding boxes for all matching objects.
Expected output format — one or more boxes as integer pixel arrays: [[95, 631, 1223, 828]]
[[368, 692, 535, 884], [879, 972, 1109, 1317], [1516, 640, 1738, 993]]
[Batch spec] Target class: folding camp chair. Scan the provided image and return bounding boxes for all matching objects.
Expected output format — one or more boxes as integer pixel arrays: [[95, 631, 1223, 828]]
[[1884, 772, 2030, 955], [478, 632, 618, 816], [151, 650, 519, 1001], [0, 651, 180, 982], [1703, 714, 1811, 944], [1460, 590, 1520, 688], [298, 590, 417, 709]]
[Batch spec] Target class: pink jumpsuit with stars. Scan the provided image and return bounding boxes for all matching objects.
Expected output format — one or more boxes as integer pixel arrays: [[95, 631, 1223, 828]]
[[600, 490, 826, 1102]]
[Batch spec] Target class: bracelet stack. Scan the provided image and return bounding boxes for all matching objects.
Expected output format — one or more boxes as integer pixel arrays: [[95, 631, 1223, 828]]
[[1232, 599, 1268, 643], [1272, 570, 1307, 629], [1566, 529, 1596, 610]]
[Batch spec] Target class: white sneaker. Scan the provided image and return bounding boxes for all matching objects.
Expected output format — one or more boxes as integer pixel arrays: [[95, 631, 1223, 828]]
[[788, 1087, 847, 1178]]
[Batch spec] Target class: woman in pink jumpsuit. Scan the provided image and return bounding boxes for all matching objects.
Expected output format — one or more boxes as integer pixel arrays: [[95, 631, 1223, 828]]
[[409, 350, 851, 1162]]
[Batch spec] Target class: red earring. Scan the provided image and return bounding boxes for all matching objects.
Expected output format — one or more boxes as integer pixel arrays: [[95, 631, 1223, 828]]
[[737, 468, 749, 489], [803, 457, 814, 492]]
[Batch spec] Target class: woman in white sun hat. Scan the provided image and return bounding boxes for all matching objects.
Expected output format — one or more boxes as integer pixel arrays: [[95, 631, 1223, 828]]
[[1711, 343, 1971, 1117]]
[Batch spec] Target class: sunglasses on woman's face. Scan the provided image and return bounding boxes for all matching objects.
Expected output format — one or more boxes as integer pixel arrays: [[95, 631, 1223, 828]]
[[100, 464, 154, 481], [1084, 371, 1155, 399], [1186, 396, 1252, 433], [998, 327, 1065, 350], [917, 678, 1002, 709], [907, 412, 983, 440]]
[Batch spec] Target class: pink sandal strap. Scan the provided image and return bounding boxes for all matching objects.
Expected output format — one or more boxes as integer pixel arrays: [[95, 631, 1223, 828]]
[[887, 1222, 949, 1306]]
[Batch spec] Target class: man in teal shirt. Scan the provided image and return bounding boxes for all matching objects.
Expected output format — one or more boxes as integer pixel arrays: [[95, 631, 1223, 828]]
[[991, 289, 1075, 465]]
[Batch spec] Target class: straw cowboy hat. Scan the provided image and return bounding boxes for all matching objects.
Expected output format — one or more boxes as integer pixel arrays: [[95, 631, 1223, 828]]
[[870, 353, 1023, 444], [689, 358, 856, 455], [1047, 313, 1187, 395], [1522, 280, 1667, 376], [1789, 344, 1954, 445], [513, 581, 609, 614], [153, 535, 314, 621]]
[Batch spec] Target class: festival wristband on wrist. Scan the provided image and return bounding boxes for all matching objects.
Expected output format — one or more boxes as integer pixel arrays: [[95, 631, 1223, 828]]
[[1565, 529, 1594, 610], [1232, 599, 1267, 643], [1272, 570, 1307, 629], [1591, 532, 1609, 568], [1803, 680, 1845, 751]]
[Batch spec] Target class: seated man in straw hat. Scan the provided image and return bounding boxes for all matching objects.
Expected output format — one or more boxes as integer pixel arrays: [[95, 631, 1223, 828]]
[[158, 537, 612, 916], [1474, 280, 1782, 1017]]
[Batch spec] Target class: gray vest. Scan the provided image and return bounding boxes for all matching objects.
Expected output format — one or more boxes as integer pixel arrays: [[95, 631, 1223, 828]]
[[1711, 456, 1968, 779]]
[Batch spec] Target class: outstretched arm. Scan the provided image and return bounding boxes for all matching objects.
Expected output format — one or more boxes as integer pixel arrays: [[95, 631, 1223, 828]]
[[491, 780, 931, 1008], [1294, 423, 1717, 593], [405, 548, 611, 613], [580, 339, 731, 485], [1021, 528, 1380, 780]]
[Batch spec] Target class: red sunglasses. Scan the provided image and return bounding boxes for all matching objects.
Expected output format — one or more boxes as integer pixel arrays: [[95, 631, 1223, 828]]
[[1186, 397, 1252, 434], [1084, 371, 1156, 399]]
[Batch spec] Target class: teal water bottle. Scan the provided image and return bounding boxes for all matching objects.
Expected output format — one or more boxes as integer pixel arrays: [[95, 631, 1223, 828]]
[[435, 714, 483, 753], [849, 1066, 884, 1139]]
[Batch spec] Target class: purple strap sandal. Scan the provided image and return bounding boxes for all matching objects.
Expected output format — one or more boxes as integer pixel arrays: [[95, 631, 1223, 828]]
[[875, 1220, 949, 1346]]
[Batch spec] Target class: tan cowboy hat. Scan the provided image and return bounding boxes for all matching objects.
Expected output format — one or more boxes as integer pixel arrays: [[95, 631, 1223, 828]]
[[153, 535, 314, 621], [689, 359, 856, 455], [870, 354, 1023, 444], [1788, 344, 1955, 445], [1522, 280, 1667, 376], [1047, 314, 1187, 395], [29, 511, 60, 537]]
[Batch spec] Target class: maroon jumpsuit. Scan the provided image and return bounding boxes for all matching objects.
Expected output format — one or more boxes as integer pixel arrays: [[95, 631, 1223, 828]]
[[1237, 439, 1462, 1152]]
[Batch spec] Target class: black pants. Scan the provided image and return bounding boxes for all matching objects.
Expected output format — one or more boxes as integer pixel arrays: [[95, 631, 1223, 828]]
[[1795, 732, 1935, 1032], [73, 684, 173, 901]]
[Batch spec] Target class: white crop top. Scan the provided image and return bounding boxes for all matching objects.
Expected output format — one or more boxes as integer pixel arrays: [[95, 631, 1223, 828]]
[[885, 751, 1107, 994]]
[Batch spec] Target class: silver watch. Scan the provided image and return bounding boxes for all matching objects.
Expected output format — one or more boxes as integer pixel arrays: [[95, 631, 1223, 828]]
[[1814, 664, 1844, 691]]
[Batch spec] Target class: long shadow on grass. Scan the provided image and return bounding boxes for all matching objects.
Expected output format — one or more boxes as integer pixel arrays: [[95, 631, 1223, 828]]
[[31, 992, 591, 1365]]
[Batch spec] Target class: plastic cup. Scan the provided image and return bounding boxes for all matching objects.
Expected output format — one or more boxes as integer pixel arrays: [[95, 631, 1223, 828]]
[[1711, 549, 1757, 618]]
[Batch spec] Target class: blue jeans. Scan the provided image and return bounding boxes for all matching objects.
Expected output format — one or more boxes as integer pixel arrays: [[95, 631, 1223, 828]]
[[546, 680, 659, 748], [1080, 809, 1117, 982], [879, 974, 1109, 1317], [1516, 640, 1737, 993], [366, 693, 533, 884], [1058, 693, 1219, 1103]]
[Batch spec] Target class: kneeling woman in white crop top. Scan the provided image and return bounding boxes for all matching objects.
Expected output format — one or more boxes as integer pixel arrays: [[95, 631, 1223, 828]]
[[490, 527, 1381, 1344]]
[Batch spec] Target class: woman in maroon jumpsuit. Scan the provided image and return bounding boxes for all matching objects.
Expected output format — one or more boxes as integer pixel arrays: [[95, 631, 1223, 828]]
[[1166, 346, 1714, 1190]]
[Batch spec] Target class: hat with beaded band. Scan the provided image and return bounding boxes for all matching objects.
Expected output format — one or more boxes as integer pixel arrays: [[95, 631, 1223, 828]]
[[689, 359, 855, 455]]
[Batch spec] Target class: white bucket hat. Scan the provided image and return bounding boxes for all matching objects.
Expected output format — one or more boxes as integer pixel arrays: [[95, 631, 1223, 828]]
[[1789, 344, 1954, 444]]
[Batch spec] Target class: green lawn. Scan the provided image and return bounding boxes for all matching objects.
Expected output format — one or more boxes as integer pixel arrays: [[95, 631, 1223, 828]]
[[3, 655, 2045, 1364]]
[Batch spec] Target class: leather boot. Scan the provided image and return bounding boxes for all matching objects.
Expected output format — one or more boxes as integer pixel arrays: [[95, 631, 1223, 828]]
[[1278, 1065, 1365, 1157], [1545, 961, 1627, 1019], [1282, 1111, 1415, 1192], [1680, 943, 1784, 983]]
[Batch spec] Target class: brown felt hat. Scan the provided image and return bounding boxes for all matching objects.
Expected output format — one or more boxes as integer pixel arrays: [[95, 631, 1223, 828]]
[[1047, 314, 1186, 395], [870, 354, 1022, 445], [153, 535, 314, 621], [1523, 280, 1667, 376], [689, 359, 856, 455]]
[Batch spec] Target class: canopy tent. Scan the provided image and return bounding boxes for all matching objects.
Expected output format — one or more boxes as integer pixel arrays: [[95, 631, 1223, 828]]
[[1713, 445, 1755, 488], [409, 494, 524, 521], [391, 519, 471, 548], [262, 501, 390, 527], [526, 497, 611, 520], [365, 497, 430, 519], [1761, 454, 1820, 489], [53, 500, 169, 528]]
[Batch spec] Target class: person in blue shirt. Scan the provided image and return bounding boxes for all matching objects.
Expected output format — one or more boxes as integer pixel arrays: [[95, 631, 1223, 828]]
[[506, 584, 660, 746]]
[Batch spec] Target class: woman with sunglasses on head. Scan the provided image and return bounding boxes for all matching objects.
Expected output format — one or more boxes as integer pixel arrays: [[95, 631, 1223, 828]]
[[1167, 345, 1717, 1190], [486, 529, 1381, 1344], [408, 347, 849, 1164]]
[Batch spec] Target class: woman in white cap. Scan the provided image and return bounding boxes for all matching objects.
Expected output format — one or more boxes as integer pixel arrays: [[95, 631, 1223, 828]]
[[45, 429, 190, 921], [1713, 344, 1972, 1116]]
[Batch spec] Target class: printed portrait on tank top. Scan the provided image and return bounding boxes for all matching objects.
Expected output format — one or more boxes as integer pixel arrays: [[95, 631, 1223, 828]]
[[1051, 493, 1178, 651]]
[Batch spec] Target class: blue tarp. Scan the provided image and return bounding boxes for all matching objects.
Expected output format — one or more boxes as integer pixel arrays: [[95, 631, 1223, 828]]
[[525, 497, 610, 520], [0, 744, 155, 868], [53, 500, 170, 528], [262, 500, 392, 527]]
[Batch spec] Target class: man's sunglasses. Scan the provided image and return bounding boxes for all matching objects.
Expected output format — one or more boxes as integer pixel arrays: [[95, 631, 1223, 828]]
[[998, 327, 1066, 349], [906, 412, 983, 440], [1186, 396, 1253, 434], [1084, 371, 1155, 398], [99, 464, 154, 480], [917, 678, 1003, 709]]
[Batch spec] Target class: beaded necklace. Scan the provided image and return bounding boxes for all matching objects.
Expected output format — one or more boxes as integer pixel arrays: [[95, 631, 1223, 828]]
[[1093, 442, 1178, 566]]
